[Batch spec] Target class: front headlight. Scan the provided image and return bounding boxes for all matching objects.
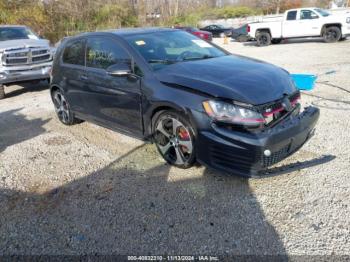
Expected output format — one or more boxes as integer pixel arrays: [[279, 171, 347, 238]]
[[347, 17, 350, 23], [203, 100, 265, 127]]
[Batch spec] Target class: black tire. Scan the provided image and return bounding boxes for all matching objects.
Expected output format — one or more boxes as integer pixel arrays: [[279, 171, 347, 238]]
[[152, 110, 196, 169], [0, 85, 4, 100], [256, 31, 271, 46], [52, 89, 81, 125], [272, 38, 282, 44], [323, 26, 341, 43]]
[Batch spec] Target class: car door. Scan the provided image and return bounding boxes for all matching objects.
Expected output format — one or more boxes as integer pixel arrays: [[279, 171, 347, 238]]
[[60, 38, 87, 114], [282, 10, 300, 37], [82, 36, 143, 136], [211, 25, 221, 36], [298, 9, 321, 36]]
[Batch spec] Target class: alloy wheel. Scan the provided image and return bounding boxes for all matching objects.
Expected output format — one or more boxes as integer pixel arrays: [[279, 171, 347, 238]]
[[53, 92, 70, 124], [154, 116, 193, 166], [325, 30, 337, 41]]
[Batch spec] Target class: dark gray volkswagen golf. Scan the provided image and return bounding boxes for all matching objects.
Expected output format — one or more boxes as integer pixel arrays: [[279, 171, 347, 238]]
[[50, 28, 320, 177]]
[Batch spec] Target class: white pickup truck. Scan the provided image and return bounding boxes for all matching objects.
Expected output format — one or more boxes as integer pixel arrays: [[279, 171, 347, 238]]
[[0, 25, 53, 99], [248, 8, 350, 46]]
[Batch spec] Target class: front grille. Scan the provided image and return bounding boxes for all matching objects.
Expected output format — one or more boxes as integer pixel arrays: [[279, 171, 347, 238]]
[[262, 143, 291, 168], [6, 58, 28, 65], [2, 47, 51, 66], [257, 91, 301, 126], [32, 54, 50, 62]]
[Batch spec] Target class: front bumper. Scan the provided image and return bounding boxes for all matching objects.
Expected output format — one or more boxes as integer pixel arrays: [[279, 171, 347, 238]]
[[0, 62, 52, 85], [196, 106, 320, 177]]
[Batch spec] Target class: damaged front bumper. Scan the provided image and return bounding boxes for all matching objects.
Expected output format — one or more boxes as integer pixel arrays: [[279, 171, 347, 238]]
[[196, 106, 320, 177], [0, 62, 52, 85]]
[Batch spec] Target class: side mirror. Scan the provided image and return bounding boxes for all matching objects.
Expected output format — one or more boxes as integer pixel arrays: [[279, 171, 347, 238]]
[[106, 63, 132, 77]]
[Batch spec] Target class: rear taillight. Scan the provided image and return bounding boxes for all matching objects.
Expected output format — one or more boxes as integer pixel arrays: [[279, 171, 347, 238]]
[[247, 25, 250, 33]]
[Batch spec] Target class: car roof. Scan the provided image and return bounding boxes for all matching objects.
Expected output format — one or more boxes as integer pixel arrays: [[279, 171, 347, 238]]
[[61, 27, 181, 45], [70, 27, 177, 40], [106, 27, 176, 36]]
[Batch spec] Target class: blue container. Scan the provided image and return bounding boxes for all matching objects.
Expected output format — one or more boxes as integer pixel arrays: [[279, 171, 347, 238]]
[[290, 74, 317, 91]]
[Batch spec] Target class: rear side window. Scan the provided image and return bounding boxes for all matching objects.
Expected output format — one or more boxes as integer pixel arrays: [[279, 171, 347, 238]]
[[86, 37, 130, 70], [62, 40, 85, 66], [287, 11, 297, 21]]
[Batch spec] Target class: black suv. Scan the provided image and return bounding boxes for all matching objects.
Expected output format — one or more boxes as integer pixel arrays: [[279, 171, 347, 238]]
[[50, 28, 319, 177]]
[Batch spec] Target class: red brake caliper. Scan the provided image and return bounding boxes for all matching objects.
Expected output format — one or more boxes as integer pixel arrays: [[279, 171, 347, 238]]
[[178, 127, 190, 153]]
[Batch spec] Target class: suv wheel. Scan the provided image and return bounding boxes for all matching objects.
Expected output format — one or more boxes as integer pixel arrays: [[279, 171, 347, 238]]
[[52, 89, 81, 125], [0, 85, 5, 100], [256, 31, 271, 46], [323, 26, 341, 43], [153, 111, 196, 169]]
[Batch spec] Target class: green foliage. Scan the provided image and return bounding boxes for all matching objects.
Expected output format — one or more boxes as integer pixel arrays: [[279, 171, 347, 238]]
[[0, 0, 260, 43], [167, 13, 202, 27], [204, 6, 260, 19], [93, 4, 138, 29]]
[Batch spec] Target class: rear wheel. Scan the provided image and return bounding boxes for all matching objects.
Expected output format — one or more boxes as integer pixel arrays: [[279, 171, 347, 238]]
[[0, 85, 4, 100], [256, 31, 271, 46], [323, 26, 341, 43], [52, 89, 81, 125], [153, 111, 196, 169]]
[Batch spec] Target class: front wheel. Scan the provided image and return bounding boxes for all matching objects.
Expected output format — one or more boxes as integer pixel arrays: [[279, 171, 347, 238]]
[[323, 26, 341, 43], [153, 111, 196, 169], [256, 31, 271, 46], [0, 85, 5, 100]]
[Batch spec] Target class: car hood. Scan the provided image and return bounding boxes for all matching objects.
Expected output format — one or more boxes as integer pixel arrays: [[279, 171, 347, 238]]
[[0, 39, 50, 52], [155, 55, 297, 105]]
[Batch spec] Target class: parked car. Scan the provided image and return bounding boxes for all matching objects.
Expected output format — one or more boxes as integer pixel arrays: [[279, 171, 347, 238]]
[[248, 8, 350, 46], [50, 28, 319, 177], [200, 24, 232, 38], [231, 24, 251, 42], [0, 25, 53, 99], [175, 26, 213, 41]]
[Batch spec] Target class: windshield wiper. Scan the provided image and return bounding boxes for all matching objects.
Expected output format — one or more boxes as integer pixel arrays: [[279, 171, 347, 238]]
[[181, 55, 216, 61], [148, 59, 177, 65]]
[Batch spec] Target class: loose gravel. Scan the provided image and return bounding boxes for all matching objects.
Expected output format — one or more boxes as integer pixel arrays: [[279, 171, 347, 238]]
[[0, 38, 349, 256]]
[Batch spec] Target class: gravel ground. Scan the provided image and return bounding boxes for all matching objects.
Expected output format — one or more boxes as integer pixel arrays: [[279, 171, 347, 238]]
[[0, 38, 349, 256]]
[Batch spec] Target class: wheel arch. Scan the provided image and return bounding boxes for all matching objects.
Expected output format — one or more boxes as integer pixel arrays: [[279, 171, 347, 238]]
[[321, 23, 342, 35], [145, 103, 194, 139], [255, 28, 271, 38]]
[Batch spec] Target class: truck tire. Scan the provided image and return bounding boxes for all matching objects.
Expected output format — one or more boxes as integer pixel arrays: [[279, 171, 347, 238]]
[[0, 85, 5, 100], [323, 26, 341, 43], [256, 31, 271, 46], [272, 38, 282, 44]]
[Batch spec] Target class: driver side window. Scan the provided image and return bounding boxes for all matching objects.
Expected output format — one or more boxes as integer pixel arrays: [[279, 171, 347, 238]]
[[86, 37, 130, 70], [300, 10, 319, 20]]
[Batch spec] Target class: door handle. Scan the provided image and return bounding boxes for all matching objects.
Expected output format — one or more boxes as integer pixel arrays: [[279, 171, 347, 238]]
[[80, 75, 88, 81]]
